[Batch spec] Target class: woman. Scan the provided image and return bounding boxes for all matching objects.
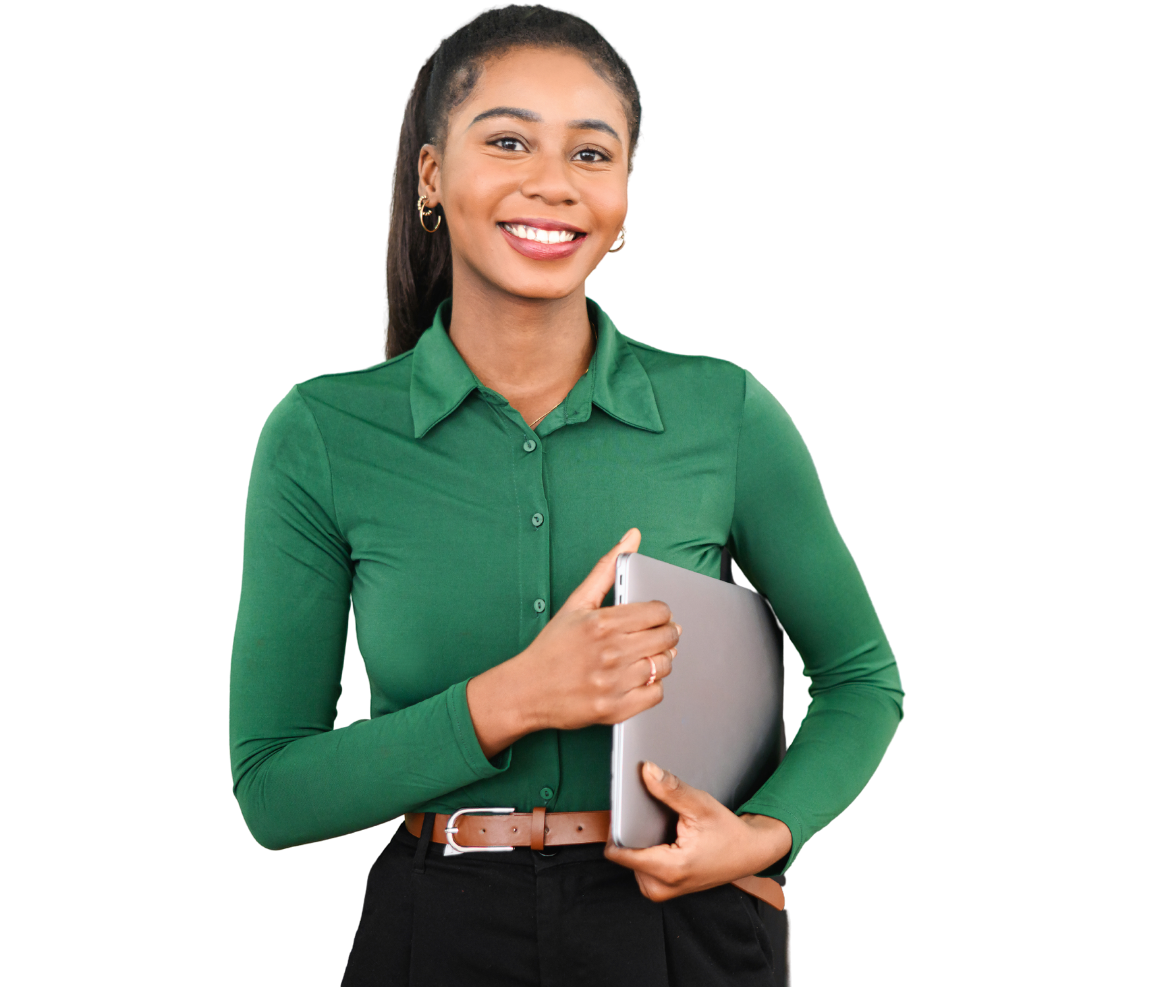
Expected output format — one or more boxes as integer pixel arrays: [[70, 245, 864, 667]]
[[229, 6, 904, 985]]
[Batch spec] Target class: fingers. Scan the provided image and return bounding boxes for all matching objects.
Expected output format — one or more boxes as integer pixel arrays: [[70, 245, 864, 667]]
[[597, 600, 674, 634], [621, 649, 675, 692], [613, 622, 680, 661], [640, 761, 719, 816]]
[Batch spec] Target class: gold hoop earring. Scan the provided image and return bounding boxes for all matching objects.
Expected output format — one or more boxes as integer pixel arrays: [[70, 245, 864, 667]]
[[607, 227, 626, 253], [417, 195, 442, 233]]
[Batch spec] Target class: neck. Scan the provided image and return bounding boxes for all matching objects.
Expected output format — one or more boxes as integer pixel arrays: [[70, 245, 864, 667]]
[[447, 268, 595, 427]]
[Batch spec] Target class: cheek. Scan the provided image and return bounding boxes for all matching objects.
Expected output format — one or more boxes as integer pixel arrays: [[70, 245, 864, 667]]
[[609, 192, 628, 225], [589, 183, 628, 234], [443, 163, 513, 234]]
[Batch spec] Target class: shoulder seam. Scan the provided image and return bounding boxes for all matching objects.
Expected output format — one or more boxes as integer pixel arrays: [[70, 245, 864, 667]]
[[291, 384, 344, 536]]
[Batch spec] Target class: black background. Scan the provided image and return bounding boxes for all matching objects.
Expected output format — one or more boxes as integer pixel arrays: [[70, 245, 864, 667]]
[[210, 5, 970, 975]]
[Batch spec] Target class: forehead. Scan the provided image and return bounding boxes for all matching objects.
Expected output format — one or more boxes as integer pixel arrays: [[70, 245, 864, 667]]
[[452, 46, 628, 140]]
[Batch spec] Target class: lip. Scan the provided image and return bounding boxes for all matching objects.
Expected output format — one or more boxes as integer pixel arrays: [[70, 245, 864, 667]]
[[498, 220, 589, 261]]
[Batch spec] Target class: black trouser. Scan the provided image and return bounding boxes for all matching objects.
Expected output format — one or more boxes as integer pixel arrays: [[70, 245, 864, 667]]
[[342, 818, 788, 986]]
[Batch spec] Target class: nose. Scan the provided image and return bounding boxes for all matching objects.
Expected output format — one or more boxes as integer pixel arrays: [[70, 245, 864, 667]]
[[518, 149, 578, 206]]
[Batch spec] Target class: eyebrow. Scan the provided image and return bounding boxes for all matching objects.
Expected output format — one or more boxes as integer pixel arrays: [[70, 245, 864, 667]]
[[467, 107, 622, 142]]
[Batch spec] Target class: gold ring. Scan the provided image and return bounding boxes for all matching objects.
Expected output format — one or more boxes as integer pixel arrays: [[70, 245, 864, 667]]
[[645, 657, 657, 687]]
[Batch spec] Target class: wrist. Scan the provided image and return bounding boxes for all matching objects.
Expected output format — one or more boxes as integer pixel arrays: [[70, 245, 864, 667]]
[[496, 648, 548, 734], [740, 812, 793, 869], [467, 652, 545, 757]]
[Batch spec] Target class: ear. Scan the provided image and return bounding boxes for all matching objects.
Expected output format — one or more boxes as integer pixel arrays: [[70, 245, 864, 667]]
[[419, 144, 440, 200]]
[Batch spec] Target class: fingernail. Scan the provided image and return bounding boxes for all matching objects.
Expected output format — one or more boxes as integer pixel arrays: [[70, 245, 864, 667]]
[[674, 623, 683, 637], [645, 761, 666, 782]]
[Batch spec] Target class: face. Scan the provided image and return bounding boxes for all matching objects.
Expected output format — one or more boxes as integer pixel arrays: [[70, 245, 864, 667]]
[[418, 46, 630, 302]]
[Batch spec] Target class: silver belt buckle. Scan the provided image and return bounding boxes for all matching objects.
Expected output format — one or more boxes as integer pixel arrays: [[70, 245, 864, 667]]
[[443, 806, 517, 856]]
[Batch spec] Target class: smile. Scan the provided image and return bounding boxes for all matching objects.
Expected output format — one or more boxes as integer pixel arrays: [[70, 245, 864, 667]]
[[498, 220, 589, 261]]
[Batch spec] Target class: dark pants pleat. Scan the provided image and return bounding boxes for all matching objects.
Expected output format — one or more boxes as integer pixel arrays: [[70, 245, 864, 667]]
[[342, 822, 788, 987]]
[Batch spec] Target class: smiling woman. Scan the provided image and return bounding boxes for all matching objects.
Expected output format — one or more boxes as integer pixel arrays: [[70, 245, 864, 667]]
[[223, 7, 834, 984], [229, 5, 902, 986]]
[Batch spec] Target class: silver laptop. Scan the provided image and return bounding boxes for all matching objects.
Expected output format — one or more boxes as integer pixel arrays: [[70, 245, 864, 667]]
[[610, 552, 785, 848]]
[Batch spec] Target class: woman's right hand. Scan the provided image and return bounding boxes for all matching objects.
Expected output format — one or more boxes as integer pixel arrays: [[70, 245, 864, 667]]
[[466, 528, 681, 757]]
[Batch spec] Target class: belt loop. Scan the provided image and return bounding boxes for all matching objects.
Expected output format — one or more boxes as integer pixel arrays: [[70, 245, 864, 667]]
[[530, 806, 546, 852], [413, 812, 436, 873]]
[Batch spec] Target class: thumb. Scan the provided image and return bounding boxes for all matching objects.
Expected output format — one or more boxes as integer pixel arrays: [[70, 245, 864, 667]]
[[640, 762, 711, 818], [561, 528, 641, 611]]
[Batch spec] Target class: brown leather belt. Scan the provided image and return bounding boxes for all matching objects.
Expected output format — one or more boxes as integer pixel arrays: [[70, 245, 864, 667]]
[[404, 809, 785, 911]]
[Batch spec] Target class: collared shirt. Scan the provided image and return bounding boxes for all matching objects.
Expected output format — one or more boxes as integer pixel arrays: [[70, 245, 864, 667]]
[[230, 299, 903, 875]]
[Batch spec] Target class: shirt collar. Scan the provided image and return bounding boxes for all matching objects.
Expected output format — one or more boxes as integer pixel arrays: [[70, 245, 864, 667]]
[[410, 298, 664, 439]]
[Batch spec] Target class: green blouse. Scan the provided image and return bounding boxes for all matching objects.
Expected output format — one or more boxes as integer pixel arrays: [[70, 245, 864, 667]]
[[229, 299, 904, 876]]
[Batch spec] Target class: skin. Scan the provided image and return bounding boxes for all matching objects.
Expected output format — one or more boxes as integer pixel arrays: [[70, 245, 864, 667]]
[[419, 46, 793, 899]]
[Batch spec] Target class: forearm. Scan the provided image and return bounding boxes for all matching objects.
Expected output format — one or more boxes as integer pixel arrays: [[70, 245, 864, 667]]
[[233, 675, 513, 843], [466, 655, 545, 758]]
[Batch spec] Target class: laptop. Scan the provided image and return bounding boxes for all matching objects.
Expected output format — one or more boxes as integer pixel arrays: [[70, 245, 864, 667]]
[[610, 552, 786, 848]]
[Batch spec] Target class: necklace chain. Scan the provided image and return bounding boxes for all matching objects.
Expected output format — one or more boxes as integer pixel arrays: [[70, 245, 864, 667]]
[[526, 321, 596, 430]]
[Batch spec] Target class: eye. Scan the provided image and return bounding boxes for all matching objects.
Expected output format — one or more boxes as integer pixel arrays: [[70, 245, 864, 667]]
[[485, 137, 614, 162], [576, 145, 614, 161], [490, 136, 526, 152]]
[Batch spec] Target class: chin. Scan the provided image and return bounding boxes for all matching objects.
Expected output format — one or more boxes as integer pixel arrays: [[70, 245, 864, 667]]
[[494, 266, 593, 302]]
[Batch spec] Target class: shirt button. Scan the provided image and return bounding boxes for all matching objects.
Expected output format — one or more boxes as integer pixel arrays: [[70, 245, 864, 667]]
[[540, 786, 554, 800], [531, 512, 544, 527], [533, 598, 546, 613], [523, 439, 537, 453]]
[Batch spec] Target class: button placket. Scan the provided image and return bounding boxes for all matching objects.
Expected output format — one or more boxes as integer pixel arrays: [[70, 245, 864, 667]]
[[512, 425, 559, 812], [515, 430, 551, 640]]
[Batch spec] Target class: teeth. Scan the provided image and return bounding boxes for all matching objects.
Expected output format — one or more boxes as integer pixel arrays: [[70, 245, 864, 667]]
[[504, 223, 579, 244]]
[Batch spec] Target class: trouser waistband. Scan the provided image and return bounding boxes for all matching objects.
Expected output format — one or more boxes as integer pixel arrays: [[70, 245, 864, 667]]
[[404, 809, 785, 911]]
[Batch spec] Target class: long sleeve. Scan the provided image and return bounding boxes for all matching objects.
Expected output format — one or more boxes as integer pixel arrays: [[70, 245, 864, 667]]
[[229, 388, 510, 850], [730, 371, 904, 874]]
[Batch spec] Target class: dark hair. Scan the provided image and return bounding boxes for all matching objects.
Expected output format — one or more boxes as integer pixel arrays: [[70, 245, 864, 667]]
[[385, 5, 642, 358]]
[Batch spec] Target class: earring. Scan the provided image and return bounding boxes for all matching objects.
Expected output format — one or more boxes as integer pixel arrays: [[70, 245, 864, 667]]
[[417, 195, 442, 233], [608, 227, 626, 253]]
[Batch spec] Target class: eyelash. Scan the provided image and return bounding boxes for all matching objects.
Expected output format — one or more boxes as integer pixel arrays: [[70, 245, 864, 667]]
[[488, 137, 612, 163]]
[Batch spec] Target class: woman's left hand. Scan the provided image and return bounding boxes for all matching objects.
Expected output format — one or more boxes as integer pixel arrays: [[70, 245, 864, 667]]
[[604, 761, 793, 901]]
